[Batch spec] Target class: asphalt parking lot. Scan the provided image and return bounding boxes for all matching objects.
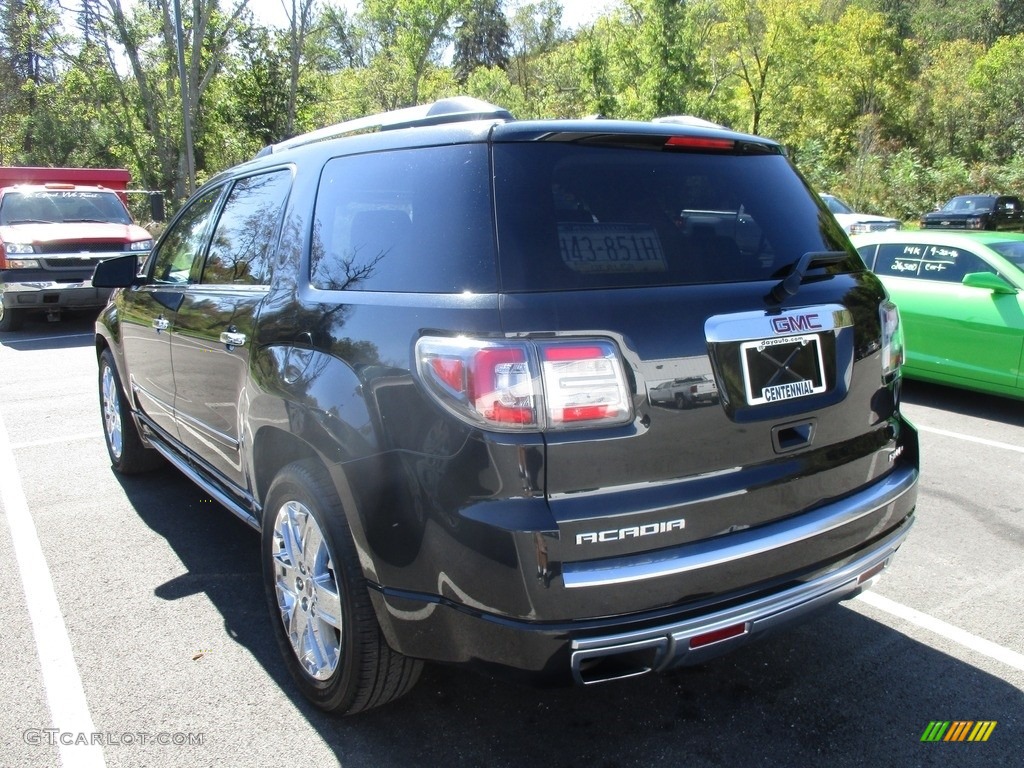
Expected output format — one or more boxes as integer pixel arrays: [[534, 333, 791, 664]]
[[1, 314, 1021, 768]]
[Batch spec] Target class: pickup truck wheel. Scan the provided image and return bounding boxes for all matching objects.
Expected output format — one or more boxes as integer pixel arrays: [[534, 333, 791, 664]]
[[0, 305, 24, 332], [98, 349, 163, 473], [262, 459, 422, 715]]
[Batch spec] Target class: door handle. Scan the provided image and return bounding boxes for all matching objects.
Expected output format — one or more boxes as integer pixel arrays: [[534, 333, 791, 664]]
[[152, 316, 170, 332], [220, 330, 247, 349]]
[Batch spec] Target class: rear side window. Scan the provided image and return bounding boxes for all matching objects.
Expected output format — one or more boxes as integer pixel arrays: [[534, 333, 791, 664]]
[[493, 143, 852, 292], [871, 242, 993, 283], [311, 145, 496, 293]]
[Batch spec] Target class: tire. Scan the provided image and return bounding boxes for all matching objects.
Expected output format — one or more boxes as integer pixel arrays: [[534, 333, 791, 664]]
[[0, 304, 24, 332], [98, 349, 163, 473], [262, 459, 422, 715]]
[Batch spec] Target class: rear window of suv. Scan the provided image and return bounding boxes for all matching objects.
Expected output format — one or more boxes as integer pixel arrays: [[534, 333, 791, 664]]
[[493, 143, 852, 292]]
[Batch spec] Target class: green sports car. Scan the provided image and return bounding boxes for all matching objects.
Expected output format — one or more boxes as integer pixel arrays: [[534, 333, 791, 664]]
[[852, 230, 1024, 400]]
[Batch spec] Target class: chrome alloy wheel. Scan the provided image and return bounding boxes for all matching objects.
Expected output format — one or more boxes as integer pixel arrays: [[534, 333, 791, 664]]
[[101, 363, 124, 461], [271, 500, 344, 681]]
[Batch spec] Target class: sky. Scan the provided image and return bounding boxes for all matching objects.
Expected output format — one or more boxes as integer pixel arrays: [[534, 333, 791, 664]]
[[249, 0, 614, 31]]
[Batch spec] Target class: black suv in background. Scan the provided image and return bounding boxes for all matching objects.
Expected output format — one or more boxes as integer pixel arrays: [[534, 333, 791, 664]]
[[94, 97, 919, 715]]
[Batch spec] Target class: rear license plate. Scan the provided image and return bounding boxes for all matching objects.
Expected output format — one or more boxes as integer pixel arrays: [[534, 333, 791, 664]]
[[740, 334, 826, 405]]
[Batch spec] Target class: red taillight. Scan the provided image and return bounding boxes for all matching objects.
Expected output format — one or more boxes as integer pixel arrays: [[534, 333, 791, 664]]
[[664, 136, 735, 151], [542, 345, 606, 361], [557, 405, 617, 422], [429, 357, 464, 392], [417, 336, 632, 432]]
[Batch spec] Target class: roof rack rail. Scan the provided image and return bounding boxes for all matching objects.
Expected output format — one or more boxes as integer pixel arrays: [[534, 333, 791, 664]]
[[256, 97, 514, 157], [652, 115, 726, 129]]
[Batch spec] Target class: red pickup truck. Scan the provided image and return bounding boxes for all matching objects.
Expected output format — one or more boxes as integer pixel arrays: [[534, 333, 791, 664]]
[[0, 167, 154, 331]]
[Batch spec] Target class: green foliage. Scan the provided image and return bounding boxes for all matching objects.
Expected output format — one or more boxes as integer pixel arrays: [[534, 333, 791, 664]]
[[2, 0, 1022, 219], [453, 0, 510, 82], [969, 34, 1024, 161]]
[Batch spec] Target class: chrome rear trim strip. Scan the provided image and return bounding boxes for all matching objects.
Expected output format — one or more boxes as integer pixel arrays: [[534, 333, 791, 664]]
[[562, 465, 917, 588]]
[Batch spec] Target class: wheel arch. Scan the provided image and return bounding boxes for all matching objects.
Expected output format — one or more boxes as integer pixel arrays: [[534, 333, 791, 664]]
[[251, 425, 322, 513]]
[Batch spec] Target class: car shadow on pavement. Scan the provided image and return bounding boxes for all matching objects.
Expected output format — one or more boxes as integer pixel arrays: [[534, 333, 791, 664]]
[[112, 466, 1023, 768], [0, 314, 97, 351], [900, 379, 1024, 427]]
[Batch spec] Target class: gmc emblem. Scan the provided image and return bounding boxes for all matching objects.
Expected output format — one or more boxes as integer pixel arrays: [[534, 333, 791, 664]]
[[771, 314, 822, 334]]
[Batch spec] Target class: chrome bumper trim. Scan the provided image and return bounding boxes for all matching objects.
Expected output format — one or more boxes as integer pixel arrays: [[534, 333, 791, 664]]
[[562, 465, 917, 588]]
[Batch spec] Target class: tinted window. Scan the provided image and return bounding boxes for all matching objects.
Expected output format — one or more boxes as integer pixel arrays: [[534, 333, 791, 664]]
[[493, 143, 853, 292], [150, 189, 222, 285], [202, 170, 291, 286], [872, 242, 993, 283], [311, 146, 496, 293]]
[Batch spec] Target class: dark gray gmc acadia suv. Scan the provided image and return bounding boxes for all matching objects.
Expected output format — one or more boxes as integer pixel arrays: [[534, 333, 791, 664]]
[[93, 97, 919, 715]]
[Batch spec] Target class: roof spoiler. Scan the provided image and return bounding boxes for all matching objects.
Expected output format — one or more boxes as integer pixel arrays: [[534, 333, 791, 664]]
[[256, 97, 514, 158]]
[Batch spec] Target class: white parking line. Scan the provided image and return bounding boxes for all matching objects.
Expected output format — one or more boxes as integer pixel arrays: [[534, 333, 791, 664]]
[[0, 332, 93, 345], [12, 433, 104, 450], [857, 591, 1024, 673], [0, 410, 106, 768], [917, 424, 1024, 454]]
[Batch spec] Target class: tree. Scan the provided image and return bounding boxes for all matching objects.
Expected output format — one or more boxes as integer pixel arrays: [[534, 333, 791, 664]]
[[507, 0, 564, 104], [970, 34, 1024, 162], [0, 0, 62, 158], [708, 0, 826, 137], [620, 0, 692, 118], [453, 0, 510, 83], [87, 0, 251, 200], [912, 39, 986, 161], [804, 6, 914, 203], [281, 0, 320, 137], [359, 0, 472, 106]]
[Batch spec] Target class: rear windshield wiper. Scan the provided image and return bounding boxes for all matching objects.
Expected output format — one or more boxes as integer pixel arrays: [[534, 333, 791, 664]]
[[769, 251, 848, 303]]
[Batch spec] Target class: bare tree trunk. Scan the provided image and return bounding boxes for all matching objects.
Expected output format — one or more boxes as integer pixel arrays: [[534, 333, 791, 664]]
[[282, 0, 318, 138]]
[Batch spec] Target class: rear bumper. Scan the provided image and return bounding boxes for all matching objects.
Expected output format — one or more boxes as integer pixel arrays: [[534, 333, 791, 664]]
[[568, 515, 910, 684], [369, 462, 917, 684]]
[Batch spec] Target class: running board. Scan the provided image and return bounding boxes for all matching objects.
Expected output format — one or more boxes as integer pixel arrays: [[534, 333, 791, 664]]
[[144, 429, 261, 531]]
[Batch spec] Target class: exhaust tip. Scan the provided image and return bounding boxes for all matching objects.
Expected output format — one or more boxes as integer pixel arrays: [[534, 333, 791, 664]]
[[571, 637, 667, 685]]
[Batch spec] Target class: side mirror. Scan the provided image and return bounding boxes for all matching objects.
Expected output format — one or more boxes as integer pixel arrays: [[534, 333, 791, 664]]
[[962, 271, 1017, 294], [93, 254, 140, 288]]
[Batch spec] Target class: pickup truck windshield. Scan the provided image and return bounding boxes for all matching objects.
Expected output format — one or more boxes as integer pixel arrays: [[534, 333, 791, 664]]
[[0, 190, 133, 226]]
